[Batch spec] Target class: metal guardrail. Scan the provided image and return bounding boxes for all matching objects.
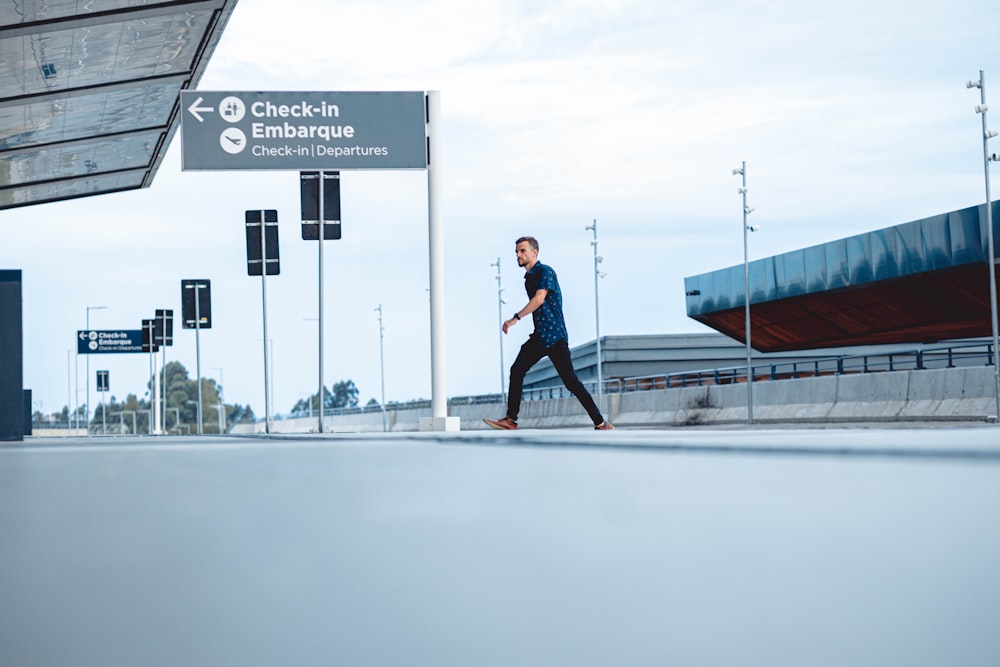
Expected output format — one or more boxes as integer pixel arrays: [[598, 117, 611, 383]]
[[632, 342, 996, 391], [249, 342, 997, 423]]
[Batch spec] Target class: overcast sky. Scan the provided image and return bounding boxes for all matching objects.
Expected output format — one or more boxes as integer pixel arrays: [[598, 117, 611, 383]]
[[6, 0, 1000, 419]]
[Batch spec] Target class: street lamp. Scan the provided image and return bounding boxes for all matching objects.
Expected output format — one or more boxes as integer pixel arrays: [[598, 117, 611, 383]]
[[732, 162, 759, 425], [584, 220, 607, 404], [375, 304, 387, 432], [490, 257, 508, 402], [85, 305, 107, 435], [967, 70, 1000, 422]]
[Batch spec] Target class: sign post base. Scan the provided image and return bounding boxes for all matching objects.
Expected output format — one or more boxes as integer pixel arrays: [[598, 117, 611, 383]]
[[419, 416, 460, 432]]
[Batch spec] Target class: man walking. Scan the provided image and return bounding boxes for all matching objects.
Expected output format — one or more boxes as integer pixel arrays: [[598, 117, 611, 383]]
[[485, 236, 614, 431]]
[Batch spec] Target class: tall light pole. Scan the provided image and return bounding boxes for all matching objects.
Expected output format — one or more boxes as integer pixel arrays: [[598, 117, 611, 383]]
[[375, 304, 387, 432], [585, 220, 607, 403], [490, 257, 508, 402], [732, 163, 759, 425], [66, 349, 72, 431], [85, 305, 107, 435], [967, 71, 1000, 422]]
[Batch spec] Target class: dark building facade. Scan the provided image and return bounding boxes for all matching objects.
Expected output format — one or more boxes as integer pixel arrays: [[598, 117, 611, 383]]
[[0, 270, 23, 440]]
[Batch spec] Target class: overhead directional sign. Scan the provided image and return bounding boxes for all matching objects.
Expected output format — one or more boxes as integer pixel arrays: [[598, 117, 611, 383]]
[[77, 330, 144, 354], [180, 91, 427, 171]]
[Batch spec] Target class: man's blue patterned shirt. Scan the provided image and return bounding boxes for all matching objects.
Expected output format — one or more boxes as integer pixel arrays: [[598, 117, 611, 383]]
[[524, 262, 569, 348]]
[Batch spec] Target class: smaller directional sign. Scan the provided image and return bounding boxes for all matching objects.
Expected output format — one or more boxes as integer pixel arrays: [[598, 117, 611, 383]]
[[77, 330, 144, 354], [96, 370, 109, 393]]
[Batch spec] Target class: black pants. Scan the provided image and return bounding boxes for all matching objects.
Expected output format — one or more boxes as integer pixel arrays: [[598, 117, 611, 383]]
[[507, 336, 604, 426]]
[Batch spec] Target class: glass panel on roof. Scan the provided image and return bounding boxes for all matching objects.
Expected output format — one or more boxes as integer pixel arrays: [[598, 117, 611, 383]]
[[821, 240, 847, 290], [2, 130, 160, 186], [846, 235, 872, 285], [0, 10, 213, 98], [947, 207, 987, 264], [0, 1, 180, 26], [869, 229, 896, 281], [747, 259, 768, 304], [0, 170, 146, 207], [774, 249, 807, 299], [0, 80, 181, 150]]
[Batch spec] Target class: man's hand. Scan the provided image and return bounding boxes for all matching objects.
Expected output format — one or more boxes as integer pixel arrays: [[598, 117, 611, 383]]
[[502, 317, 518, 334]]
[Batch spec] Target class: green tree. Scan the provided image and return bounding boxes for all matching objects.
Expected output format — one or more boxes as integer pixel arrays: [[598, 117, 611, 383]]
[[331, 380, 359, 408], [290, 380, 359, 415], [113, 393, 152, 434], [229, 404, 256, 424], [152, 361, 241, 434]]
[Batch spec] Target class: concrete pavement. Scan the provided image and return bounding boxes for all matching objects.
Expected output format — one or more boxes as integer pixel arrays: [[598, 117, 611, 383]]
[[2, 428, 999, 666]]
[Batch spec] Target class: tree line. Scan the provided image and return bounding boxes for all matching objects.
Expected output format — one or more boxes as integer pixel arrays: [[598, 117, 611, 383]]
[[33, 364, 372, 433]]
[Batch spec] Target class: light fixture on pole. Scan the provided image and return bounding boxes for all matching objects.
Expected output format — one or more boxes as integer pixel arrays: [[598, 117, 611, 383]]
[[967, 71, 1000, 423], [375, 304, 387, 432], [490, 257, 508, 403], [732, 162, 758, 425], [585, 220, 607, 403], [85, 305, 107, 436]]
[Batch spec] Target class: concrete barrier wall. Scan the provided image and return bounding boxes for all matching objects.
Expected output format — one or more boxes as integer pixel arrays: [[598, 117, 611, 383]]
[[232, 366, 999, 433]]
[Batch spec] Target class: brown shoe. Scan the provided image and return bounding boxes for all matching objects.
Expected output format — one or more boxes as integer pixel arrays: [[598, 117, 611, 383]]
[[594, 421, 615, 430], [484, 417, 518, 430]]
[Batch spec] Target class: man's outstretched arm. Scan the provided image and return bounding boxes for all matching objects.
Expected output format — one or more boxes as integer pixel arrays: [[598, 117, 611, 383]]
[[502, 289, 548, 334]]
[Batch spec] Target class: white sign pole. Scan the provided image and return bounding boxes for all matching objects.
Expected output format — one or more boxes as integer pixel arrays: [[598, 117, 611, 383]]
[[160, 331, 167, 434], [261, 222, 272, 434], [153, 349, 162, 434], [195, 288, 203, 435], [422, 91, 459, 431], [318, 179, 325, 434]]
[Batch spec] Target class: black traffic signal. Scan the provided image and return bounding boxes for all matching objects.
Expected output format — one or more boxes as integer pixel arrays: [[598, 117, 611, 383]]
[[181, 280, 212, 329], [96, 370, 109, 393], [245, 209, 280, 275], [300, 171, 342, 240], [154, 308, 174, 346], [142, 318, 158, 353]]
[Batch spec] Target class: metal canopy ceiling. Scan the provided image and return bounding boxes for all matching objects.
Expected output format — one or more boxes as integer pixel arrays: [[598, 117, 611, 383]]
[[684, 201, 1000, 351], [0, 0, 239, 210]]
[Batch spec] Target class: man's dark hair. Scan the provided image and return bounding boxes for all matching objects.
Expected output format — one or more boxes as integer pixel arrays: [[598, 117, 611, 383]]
[[516, 236, 539, 251]]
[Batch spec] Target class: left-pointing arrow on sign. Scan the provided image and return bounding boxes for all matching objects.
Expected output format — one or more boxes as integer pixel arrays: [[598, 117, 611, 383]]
[[187, 96, 215, 123]]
